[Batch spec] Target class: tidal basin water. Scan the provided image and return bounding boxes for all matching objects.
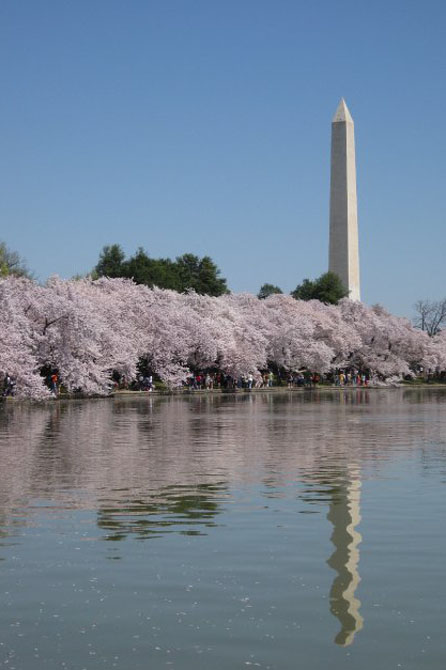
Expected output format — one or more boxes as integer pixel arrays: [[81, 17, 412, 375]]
[[1, 390, 446, 669]]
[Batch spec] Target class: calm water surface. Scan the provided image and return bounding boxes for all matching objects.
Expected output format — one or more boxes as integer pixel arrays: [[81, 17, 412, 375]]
[[1, 390, 445, 669]]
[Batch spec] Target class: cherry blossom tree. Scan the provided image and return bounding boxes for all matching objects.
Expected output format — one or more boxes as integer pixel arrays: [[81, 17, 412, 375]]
[[262, 295, 361, 373], [338, 300, 437, 377], [137, 287, 196, 387], [431, 330, 446, 371], [213, 293, 269, 378], [0, 278, 49, 398], [1, 275, 445, 399]]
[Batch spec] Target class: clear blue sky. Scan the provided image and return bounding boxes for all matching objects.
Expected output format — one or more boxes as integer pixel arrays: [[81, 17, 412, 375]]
[[1, 0, 445, 316]]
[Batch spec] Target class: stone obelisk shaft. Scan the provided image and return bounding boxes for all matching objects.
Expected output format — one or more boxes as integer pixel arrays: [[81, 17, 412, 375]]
[[329, 99, 360, 301]]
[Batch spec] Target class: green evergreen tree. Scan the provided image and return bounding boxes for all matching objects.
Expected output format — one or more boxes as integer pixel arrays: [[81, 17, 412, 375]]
[[257, 283, 283, 299], [92, 245, 228, 296], [94, 244, 126, 278], [176, 254, 228, 296], [291, 271, 348, 304]]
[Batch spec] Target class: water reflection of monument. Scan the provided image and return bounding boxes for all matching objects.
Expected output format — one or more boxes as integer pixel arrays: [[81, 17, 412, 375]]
[[326, 467, 363, 646]]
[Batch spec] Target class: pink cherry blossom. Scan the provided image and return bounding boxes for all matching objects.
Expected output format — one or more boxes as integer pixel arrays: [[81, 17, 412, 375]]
[[1, 276, 444, 399]]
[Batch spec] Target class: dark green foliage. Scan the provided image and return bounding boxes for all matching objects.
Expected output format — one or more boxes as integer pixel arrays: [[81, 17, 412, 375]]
[[257, 283, 283, 299], [291, 271, 349, 304], [93, 245, 228, 296], [124, 248, 177, 288], [93, 244, 126, 278], [175, 254, 228, 296]]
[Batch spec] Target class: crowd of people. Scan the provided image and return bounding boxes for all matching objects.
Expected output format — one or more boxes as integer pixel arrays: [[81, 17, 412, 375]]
[[184, 371, 275, 390], [183, 369, 374, 390], [109, 366, 442, 394], [2, 366, 446, 399], [180, 369, 385, 391]]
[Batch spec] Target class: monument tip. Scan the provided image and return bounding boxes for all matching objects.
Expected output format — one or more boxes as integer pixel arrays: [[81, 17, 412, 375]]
[[332, 98, 353, 124]]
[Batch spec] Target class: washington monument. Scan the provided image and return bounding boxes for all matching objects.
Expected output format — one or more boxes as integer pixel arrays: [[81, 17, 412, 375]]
[[329, 99, 361, 301]]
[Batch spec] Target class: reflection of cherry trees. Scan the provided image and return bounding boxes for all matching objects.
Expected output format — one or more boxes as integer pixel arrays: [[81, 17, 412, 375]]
[[1, 392, 445, 537], [1, 276, 445, 398]]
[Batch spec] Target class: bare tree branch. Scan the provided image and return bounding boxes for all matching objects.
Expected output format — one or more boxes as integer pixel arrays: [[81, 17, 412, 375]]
[[413, 298, 446, 336]]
